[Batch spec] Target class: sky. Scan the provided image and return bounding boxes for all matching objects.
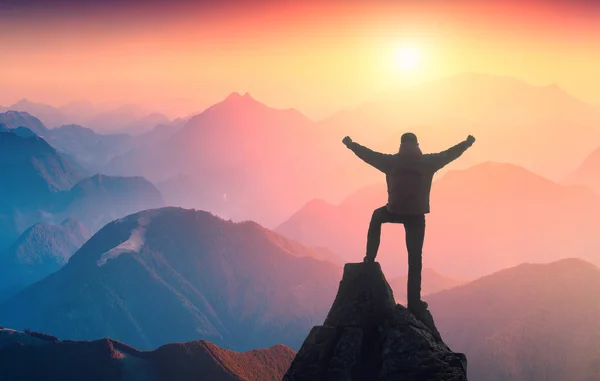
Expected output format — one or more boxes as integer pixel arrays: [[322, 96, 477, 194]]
[[1, 0, 600, 119]]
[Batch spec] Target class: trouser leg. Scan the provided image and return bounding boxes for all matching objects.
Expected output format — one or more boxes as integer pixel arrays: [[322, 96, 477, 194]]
[[404, 215, 426, 308], [365, 206, 393, 261]]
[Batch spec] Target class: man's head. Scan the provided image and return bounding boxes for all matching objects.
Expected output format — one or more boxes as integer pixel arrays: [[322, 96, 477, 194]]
[[400, 132, 418, 146], [399, 132, 422, 156]]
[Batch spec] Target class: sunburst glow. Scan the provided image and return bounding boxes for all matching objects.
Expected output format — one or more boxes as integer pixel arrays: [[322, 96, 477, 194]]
[[394, 45, 421, 71]]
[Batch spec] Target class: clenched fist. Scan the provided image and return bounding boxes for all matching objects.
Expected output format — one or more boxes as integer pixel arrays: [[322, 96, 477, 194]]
[[342, 136, 353, 147]]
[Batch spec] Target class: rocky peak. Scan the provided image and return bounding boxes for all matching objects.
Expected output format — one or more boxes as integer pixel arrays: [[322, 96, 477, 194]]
[[284, 262, 467, 381]]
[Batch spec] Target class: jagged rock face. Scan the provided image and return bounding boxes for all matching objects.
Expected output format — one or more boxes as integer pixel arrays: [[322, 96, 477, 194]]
[[324, 263, 396, 328], [284, 263, 468, 381]]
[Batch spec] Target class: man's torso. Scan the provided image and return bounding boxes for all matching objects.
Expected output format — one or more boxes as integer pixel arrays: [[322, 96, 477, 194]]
[[384, 154, 437, 215]]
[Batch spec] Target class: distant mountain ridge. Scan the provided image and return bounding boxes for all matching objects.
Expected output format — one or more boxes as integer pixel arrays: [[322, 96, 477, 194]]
[[0, 110, 184, 172], [0, 130, 164, 250], [6, 73, 600, 227], [310, 72, 600, 200], [389, 268, 466, 304], [563, 145, 600, 193], [1, 100, 171, 134], [104, 92, 329, 227], [328, 73, 600, 129], [0, 219, 91, 298], [0, 129, 84, 211], [277, 161, 600, 279], [427, 258, 600, 381], [0, 328, 295, 381], [64, 174, 165, 232], [0, 110, 50, 136], [47, 124, 135, 171], [0, 207, 341, 351], [96, 74, 600, 228]]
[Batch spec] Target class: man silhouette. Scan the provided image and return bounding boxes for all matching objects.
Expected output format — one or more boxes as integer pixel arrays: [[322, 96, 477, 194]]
[[342, 133, 476, 313]]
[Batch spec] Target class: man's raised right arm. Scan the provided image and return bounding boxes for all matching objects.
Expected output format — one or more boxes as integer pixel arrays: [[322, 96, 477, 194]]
[[429, 135, 476, 171], [342, 136, 391, 173]]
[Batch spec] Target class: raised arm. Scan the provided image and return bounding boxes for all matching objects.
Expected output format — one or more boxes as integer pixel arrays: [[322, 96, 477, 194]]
[[342, 136, 392, 173], [429, 135, 476, 171]]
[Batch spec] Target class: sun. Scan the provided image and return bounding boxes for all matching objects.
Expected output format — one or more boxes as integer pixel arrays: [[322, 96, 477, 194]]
[[394, 45, 421, 71]]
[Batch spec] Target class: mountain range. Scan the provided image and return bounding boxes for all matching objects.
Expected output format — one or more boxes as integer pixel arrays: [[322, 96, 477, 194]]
[[3, 72, 600, 379], [46, 124, 135, 171], [104, 92, 333, 227], [0, 110, 50, 137], [311, 73, 600, 203], [0, 129, 84, 248], [0, 128, 165, 251], [0, 207, 342, 351], [277, 161, 600, 279], [3, 254, 599, 381], [0, 99, 172, 134], [0, 128, 83, 205], [0, 328, 294, 381], [0, 110, 185, 172], [427, 258, 600, 381], [90, 74, 600, 228]]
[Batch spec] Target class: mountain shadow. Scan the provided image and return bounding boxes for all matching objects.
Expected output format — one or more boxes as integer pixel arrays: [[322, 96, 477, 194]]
[[284, 262, 467, 381]]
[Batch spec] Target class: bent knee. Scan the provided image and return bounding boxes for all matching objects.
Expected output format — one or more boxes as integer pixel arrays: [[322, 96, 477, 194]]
[[371, 207, 387, 220]]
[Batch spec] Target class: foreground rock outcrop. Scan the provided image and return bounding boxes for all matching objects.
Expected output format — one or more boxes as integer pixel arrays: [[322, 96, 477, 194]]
[[283, 263, 467, 381]]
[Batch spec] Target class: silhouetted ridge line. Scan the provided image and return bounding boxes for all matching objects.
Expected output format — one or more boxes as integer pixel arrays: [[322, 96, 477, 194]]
[[0, 328, 295, 381], [284, 262, 467, 381]]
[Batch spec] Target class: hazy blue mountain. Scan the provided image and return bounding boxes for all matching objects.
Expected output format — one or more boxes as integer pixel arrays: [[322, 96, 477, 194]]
[[0, 207, 341, 351], [0, 131, 164, 249], [0, 110, 50, 137], [3, 99, 69, 129], [48, 124, 134, 171], [0, 129, 83, 209], [63, 174, 165, 232], [11, 127, 38, 138], [86, 105, 170, 135], [0, 219, 91, 298]]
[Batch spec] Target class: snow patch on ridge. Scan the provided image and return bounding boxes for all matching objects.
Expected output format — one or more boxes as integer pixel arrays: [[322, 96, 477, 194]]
[[97, 215, 152, 267]]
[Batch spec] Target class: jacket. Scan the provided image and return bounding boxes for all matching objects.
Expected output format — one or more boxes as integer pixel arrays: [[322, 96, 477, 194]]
[[347, 140, 471, 214]]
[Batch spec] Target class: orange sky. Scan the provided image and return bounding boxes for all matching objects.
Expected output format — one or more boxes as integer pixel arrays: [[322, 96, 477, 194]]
[[1, 0, 600, 119]]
